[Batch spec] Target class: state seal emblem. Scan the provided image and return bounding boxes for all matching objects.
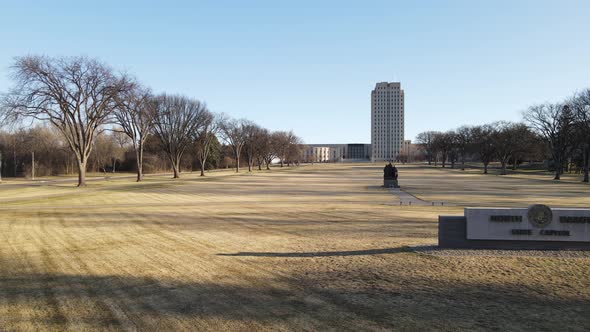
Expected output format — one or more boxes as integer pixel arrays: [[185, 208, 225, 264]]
[[527, 204, 552, 228]]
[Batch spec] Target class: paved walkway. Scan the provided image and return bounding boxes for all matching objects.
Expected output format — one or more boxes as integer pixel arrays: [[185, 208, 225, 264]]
[[389, 188, 451, 206]]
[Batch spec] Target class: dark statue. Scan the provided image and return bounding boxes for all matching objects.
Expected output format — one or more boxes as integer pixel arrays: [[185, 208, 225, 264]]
[[383, 162, 398, 180], [383, 162, 400, 188]]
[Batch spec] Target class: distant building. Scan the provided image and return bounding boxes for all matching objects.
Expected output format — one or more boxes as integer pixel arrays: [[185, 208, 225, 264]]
[[400, 139, 420, 163], [371, 82, 404, 162], [304, 144, 371, 162], [401, 140, 412, 162], [303, 146, 332, 163], [346, 143, 371, 160]]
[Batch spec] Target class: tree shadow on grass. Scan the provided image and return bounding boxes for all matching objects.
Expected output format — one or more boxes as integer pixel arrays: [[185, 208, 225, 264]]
[[217, 247, 411, 257], [1, 269, 589, 331], [0, 273, 330, 330]]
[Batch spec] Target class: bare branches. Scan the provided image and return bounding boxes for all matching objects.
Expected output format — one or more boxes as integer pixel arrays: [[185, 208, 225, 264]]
[[194, 111, 220, 176], [273, 130, 300, 167], [1, 55, 132, 186], [415, 131, 438, 165], [242, 123, 265, 172], [1, 55, 307, 182], [152, 94, 208, 178], [523, 103, 575, 179], [219, 118, 249, 173], [491, 122, 532, 175], [570, 89, 590, 181], [114, 83, 156, 181], [251, 127, 271, 170]]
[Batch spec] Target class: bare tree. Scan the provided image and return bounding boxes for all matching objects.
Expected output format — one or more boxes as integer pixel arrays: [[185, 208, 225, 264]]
[[111, 130, 130, 173], [493, 122, 534, 175], [416, 131, 437, 165], [92, 132, 118, 174], [220, 118, 248, 173], [153, 94, 208, 178], [432, 132, 454, 168], [524, 103, 575, 180], [0, 119, 5, 183], [263, 131, 280, 169], [448, 131, 460, 169], [286, 137, 304, 166], [455, 126, 472, 170], [273, 130, 299, 167], [114, 86, 156, 181], [243, 122, 266, 172], [511, 130, 541, 170], [194, 111, 221, 176], [492, 121, 514, 175], [572, 89, 590, 182], [1, 55, 131, 186], [471, 124, 497, 174], [253, 128, 271, 170], [0, 128, 24, 177]]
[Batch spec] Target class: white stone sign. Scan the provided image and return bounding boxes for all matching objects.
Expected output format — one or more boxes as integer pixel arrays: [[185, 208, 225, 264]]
[[466, 205, 590, 242]]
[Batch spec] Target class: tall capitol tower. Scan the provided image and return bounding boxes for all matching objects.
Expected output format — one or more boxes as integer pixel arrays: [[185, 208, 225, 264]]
[[371, 82, 404, 162]]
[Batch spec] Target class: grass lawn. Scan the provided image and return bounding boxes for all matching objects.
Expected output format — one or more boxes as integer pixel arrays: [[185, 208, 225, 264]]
[[0, 164, 589, 331]]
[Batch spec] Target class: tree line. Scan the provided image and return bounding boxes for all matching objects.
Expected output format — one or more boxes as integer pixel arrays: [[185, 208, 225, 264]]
[[0, 55, 303, 186], [415, 88, 590, 181]]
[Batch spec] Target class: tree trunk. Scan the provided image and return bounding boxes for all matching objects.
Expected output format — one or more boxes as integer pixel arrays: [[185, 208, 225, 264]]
[[137, 163, 143, 181], [510, 155, 517, 170], [198, 151, 206, 176], [248, 158, 252, 172], [170, 154, 181, 178], [484, 162, 489, 174], [583, 149, 589, 183], [172, 163, 180, 178], [136, 146, 144, 182], [461, 155, 465, 171], [553, 154, 563, 180], [235, 154, 240, 173], [501, 160, 507, 175], [13, 149, 17, 177], [554, 157, 561, 180], [77, 159, 87, 187], [199, 145, 210, 177], [200, 161, 205, 176]]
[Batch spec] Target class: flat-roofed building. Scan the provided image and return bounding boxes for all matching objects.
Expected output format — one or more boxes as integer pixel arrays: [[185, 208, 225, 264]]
[[303, 146, 332, 163], [371, 82, 404, 162], [346, 143, 371, 160], [304, 144, 371, 162], [400, 139, 420, 163]]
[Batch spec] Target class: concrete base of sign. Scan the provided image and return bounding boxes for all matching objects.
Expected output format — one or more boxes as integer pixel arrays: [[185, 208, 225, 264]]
[[383, 179, 399, 188], [439, 216, 590, 250]]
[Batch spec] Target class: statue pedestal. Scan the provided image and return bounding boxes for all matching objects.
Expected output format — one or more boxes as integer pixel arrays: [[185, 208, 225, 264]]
[[384, 178, 400, 188]]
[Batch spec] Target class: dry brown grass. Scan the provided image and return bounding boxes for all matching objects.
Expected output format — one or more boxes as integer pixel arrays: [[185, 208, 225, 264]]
[[0, 164, 589, 331]]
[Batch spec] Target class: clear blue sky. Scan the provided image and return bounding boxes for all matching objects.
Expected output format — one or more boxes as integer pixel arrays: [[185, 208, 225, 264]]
[[1, 0, 589, 143]]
